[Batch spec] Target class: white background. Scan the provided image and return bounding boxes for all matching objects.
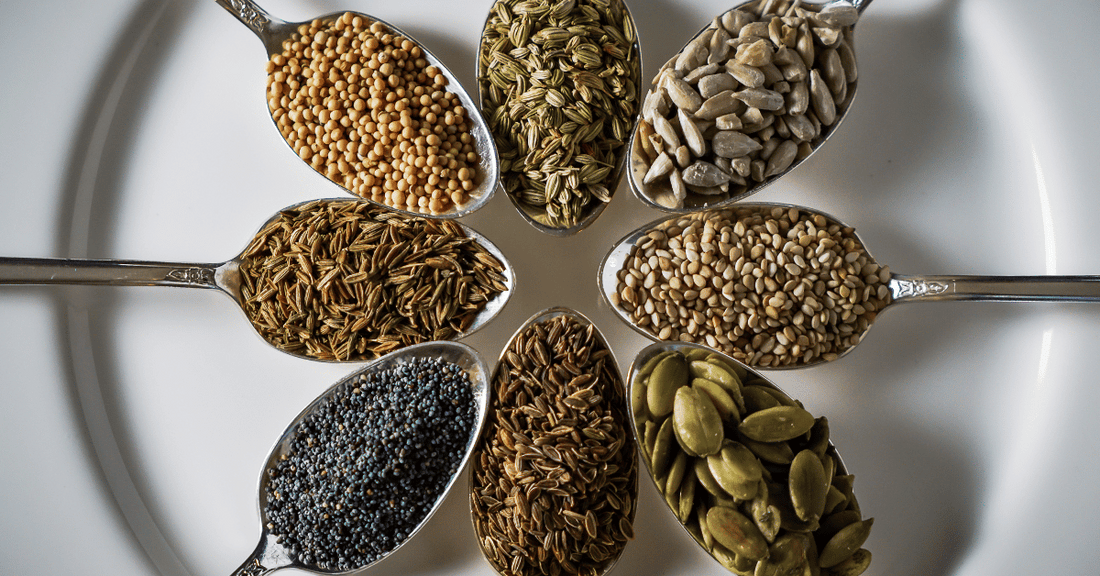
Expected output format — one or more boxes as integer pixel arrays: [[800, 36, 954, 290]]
[[2, 0, 1100, 575]]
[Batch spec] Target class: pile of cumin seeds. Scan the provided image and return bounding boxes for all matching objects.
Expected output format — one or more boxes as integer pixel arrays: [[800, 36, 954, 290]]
[[471, 314, 637, 576], [238, 199, 508, 362]]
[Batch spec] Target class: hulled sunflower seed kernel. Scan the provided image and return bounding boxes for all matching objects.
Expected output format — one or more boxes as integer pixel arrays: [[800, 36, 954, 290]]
[[631, 0, 861, 209]]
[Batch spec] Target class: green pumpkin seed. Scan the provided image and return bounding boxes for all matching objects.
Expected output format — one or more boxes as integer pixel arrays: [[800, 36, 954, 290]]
[[713, 493, 740, 510], [824, 548, 871, 576], [819, 518, 873, 568], [706, 506, 769, 561], [710, 543, 755, 575], [739, 405, 816, 442], [651, 416, 676, 478], [678, 466, 696, 522], [772, 485, 820, 533], [846, 492, 862, 516], [664, 476, 680, 512], [697, 503, 716, 550], [823, 485, 848, 516], [705, 352, 748, 380], [750, 491, 782, 543], [685, 520, 705, 550], [635, 349, 674, 383], [742, 384, 782, 413], [630, 373, 649, 421], [684, 347, 712, 362], [806, 416, 830, 457], [695, 456, 730, 498], [704, 354, 747, 411], [831, 474, 856, 513], [821, 452, 836, 486], [643, 419, 660, 458], [689, 359, 741, 391], [693, 377, 740, 421], [755, 532, 813, 576], [673, 386, 724, 456], [789, 449, 828, 523], [816, 510, 861, 545], [707, 441, 762, 500], [739, 436, 795, 465], [664, 449, 689, 497], [757, 383, 800, 408], [648, 353, 689, 417]]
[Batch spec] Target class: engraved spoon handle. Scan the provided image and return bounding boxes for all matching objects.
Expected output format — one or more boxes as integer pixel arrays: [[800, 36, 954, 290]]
[[230, 535, 294, 576], [0, 257, 227, 290], [889, 274, 1100, 304], [215, 0, 293, 55]]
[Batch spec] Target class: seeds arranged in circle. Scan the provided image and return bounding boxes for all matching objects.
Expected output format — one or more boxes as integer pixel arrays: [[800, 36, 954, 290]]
[[265, 12, 482, 215], [631, 345, 873, 575]]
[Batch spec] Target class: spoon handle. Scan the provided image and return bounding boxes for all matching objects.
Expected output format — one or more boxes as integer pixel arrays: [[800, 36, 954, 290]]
[[216, 0, 279, 34], [230, 535, 294, 576], [216, 0, 294, 56], [890, 274, 1100, 304], [0, 257, 223, 289]]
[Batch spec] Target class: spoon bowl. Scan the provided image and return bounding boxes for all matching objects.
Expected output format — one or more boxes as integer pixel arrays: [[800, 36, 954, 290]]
[[216, 0, 500, 219], [231, 339, 492, 576], [474, 0, 643, 236], [468, 306, 637, 576], [0, 198, 515, 362], [600, 202, 1100, 369], [627, 340, 873, 573], [629, 0, 871, 212]]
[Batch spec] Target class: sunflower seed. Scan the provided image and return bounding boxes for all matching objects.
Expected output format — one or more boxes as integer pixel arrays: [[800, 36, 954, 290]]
[[632, 0, 860, 208]]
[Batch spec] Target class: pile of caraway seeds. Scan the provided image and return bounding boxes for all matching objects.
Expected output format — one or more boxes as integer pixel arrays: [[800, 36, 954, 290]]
[[471, 314, 638, 576]]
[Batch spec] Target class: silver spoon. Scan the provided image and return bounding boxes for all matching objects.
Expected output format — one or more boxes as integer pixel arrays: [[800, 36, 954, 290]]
[[216, 0, 500, 219], [629, 0, 871, 212], [599, 202, 1100, 369], [0, 198, 515, 362], [626, 340, 866, 573], [468, 306, 637, 576], [474, 0, 643, 236], [230, 339, 492, 576]]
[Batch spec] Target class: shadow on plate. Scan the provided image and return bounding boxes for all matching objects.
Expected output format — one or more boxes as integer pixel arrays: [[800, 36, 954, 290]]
[[50, 2, 199, 576]]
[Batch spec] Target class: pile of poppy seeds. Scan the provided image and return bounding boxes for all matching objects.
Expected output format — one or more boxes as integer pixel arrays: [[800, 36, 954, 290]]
[[263, 358, 477, 571]]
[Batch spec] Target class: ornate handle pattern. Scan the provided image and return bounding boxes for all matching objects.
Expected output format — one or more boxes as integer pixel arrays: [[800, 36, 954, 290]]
[[216, 0, 272, 35], [0, 257, 223, 289], [889, 274, 1100, 304]]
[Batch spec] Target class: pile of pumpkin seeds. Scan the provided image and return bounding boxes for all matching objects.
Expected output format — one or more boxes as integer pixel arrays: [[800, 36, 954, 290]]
[[470, 313, 637, 576], [632, 0, 859, 209], [238, 199, 508, 361], [477, 0, 642, 229], [631, 346, 872, 575]]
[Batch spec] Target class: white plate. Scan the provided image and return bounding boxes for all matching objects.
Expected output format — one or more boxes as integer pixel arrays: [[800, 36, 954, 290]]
[[3, 0, 1100, 575]]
